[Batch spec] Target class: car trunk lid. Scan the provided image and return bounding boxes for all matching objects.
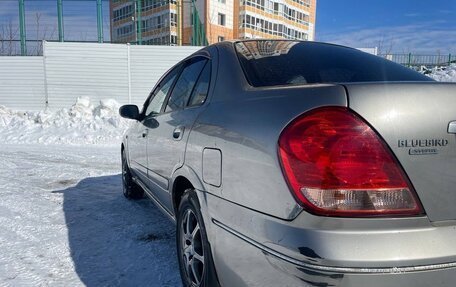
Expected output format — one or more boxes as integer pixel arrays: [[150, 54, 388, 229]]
[[345, 82, 456, 222]]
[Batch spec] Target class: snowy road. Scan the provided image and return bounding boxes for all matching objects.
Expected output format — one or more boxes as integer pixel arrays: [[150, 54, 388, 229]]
[[0, 144, 181, 287]]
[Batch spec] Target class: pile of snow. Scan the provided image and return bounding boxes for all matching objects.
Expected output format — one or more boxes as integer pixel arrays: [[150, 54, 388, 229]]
[[0, 97, 131, 145], [422, 64, 456, 82]]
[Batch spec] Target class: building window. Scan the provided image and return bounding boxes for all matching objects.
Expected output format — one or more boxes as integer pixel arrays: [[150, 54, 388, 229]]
[[241, 0, 310, 26], [141, 13, 171, 32], [218, 13, 226, 26], [239, 12, 308, 41], [273, 2, 279, 14], [171, 12, 177, 26], [218, 36, 225, 42], [171, 35, 177, 45], [116, 24, 134, 37], [142, 0, 174, 11], [113, 4, 134, 22]]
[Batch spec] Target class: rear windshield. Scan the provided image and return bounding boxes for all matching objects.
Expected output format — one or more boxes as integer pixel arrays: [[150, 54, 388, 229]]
[[235, 41, 432, 87]]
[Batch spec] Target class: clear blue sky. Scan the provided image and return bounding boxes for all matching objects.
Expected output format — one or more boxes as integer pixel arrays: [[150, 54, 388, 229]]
[[316, 0, 456, 54]]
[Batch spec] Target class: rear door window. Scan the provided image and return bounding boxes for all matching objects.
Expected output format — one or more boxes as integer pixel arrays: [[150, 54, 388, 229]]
[[165, 57, 208, 112], [144, 66, 180, 116], [187, 61, 211, 107]]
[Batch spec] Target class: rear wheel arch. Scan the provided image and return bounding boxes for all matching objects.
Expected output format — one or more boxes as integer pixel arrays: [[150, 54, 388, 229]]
[[171, 165, 205, 215], [172, 176, 195, 216]]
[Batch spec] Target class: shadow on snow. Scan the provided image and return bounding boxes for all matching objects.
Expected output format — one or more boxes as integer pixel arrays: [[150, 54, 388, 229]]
[[52, 174, 181, 287]]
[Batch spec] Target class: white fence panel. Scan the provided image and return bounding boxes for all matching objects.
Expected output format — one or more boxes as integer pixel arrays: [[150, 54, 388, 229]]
[[0, 42, 203, 111], [129, 45, 202, 106], [0, 57, 45, 110], [44, 42, 130, 109], [44, 42, 202, 108]]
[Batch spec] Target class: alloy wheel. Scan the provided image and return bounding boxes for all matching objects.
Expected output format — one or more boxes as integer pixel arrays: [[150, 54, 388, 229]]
[[180, 209, 205, 286]]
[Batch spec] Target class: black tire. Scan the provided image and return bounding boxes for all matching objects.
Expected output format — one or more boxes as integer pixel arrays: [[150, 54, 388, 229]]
[[176, 189, 220, 287], [121, 149, 144, 200]]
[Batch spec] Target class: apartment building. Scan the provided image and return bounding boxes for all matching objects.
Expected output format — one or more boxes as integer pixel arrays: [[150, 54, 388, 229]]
[[110, 0, 316, 45], [110, 0, 179, 45]]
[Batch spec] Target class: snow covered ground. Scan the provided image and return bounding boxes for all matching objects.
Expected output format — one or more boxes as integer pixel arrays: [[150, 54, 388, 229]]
[[0, 98, 182, 286], [0, 65, 455, 286], [0, 144, 181, 286]]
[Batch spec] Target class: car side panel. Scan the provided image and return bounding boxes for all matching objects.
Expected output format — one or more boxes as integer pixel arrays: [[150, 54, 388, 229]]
[[185, 85, 348, 219], [146, 107, 205, 212]]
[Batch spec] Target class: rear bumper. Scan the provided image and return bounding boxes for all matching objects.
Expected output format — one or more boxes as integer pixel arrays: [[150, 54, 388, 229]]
[[212, 219, 456, 287], [196, 190, 456, 287]]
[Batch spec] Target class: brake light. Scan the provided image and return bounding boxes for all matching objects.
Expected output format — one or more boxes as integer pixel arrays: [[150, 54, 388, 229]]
[[278, 107, 423, 217]]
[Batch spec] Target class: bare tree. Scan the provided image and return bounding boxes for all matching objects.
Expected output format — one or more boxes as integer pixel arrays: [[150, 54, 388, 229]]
[[376, 35, 395, 55], [0, 24, 4, 55], [33, 12, 57, 55], [9, 21, 18, 55], [0, 20, 19, 55], [35, 12, 42, 55]]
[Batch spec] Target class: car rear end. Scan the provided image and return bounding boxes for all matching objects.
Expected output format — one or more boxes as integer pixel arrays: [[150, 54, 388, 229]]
[[204, 84, 456, 287], [276, 82, 456, 286], [193, 40, 456, 286]]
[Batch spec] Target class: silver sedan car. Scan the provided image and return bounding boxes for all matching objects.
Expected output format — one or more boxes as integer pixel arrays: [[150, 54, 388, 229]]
[[119, 40, 456, 287]]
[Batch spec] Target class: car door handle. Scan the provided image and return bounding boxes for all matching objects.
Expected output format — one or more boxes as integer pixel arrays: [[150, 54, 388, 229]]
[[173, 126, 184, 140], [142, 129, 148, 138]]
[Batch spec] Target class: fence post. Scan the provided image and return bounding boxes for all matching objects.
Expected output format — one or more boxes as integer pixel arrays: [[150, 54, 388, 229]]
[[177, 0, 181, 46], [136, 0, 142, 45], [57, 0, 64, 42], [96, 0, 103, 43], [42, 40, 49, 109], [191, 2, 195, 46], [127, 43, 132, 104], [19, 0, 27, 55], [407, 53, 412, 67], [449, 54, 452, 66]]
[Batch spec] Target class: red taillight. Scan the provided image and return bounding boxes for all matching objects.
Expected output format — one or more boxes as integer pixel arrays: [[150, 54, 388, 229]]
[[278, 107, 423, 217]]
